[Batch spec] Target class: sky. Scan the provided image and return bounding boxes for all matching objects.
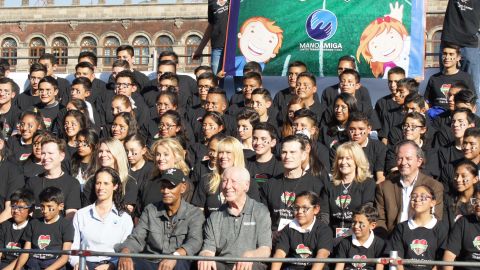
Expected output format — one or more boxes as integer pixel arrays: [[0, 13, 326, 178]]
[[3, 0, 180, 7]]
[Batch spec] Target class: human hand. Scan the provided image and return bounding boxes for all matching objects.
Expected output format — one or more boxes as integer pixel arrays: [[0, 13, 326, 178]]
[[118, 257, 134, 270], [158, 259, 177, 270]]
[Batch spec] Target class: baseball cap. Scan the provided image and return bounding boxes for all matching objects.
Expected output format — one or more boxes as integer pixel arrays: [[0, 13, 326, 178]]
[[159, 168, 186, 186]]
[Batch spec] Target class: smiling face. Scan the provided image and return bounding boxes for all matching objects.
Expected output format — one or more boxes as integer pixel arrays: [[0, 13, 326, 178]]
[[238, 21, 279, 63], [396, 144, 423, 178], [19, 115, 40, 143], [98, 143, 115, 169], [451, 112, 473, 139], [33, 135, 43, 160], [337, 151, 356, 177], [409, 186, 436, 215], [155, 144, 176, 171], [41, 142, 64, 172], [454, 164, 478, 193], [38, 81, 58, 105], [95, 171, 118, 203], [295, 76, 316, 100], [0, 83, 15, 106], [334, 99, 350, 124], [111, 116, 129, 141], [11, 200, 30, 225], [156, 95, 176, 116], [462, 136, 480, 161], [253, 129, 275, 156], [64, 115, 81, 139], [352, 214, 375, 240], [402, 117, 426, 142], [293, 195, 320, 227], [368, 28, 404, 62], [217, 147, 235, 170], [159, 115, 180, 138], [442, 47, 461, 69], [221, 168, 249, 203], [281, 141, 305, 171]]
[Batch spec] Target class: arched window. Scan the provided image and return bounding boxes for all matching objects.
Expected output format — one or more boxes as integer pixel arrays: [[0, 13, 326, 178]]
[[2, 38, 17, 66], [133, 36, 149, 66], [185, 35, 201, 66], [52, 37, 68, 66], [432, 30, 442, 56], [29, 37, 45, 64], [156, 35, 174, 55], [80, 36, 97, 54], [103, 36, 120, 66]]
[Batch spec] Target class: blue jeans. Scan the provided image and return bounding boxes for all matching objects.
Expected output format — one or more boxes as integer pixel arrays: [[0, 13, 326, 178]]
[[211, 48, 224, 75], [461, 44, 480, 109], [132, 257, 192, 270]]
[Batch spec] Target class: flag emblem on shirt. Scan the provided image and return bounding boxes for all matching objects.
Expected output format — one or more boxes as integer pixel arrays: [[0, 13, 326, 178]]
[[19, 153, 31, 161], [335, 194, 351, 208], [38, 235, 51, 249], [440, 84, 452, 97], [295, 244, 312, 258], [473, 236, 480, 250], [6, 242, 20, 249], [43, 118, 52, 128], [410, 239, 428, 255], [254, 173, 270, 183], [281, 191, 295, 207], [352, 255, 367, 269]]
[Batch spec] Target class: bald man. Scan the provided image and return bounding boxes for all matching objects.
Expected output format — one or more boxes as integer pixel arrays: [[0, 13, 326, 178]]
[[198, 167, 272, 270]]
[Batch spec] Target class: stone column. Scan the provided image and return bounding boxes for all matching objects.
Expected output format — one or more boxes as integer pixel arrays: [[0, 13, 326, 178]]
[[21, 0, 28, 6], [16, 43, 30, 73], [72, 0, 80, 5]]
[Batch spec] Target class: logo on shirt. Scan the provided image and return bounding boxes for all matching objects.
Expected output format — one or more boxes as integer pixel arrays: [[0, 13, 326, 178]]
[[38, 235, 51, 249], [19, 153, 31, 161], [254, 174, 270, 184], [335, 194, 351, 208], [410, 239, 428, 255], [352, 254, 367, 269], [295, 244, 312, 258], [473, 236, 480, 250], [43, 117, 52, 129], [6, 242, 20, 249], [440, 84, 452, 97], [281, 191, 296, 207]]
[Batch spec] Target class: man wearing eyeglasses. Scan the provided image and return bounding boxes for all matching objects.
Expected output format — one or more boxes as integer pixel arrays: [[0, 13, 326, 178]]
[[375, 140, 444, 238], [198, 167, 272, 270]]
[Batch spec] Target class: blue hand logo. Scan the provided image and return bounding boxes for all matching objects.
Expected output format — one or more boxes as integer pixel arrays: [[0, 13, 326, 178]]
[[305, 9, 337, 42]]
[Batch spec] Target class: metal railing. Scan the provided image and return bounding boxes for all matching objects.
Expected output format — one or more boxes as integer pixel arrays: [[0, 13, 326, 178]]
[[1, 249, 480, 270]]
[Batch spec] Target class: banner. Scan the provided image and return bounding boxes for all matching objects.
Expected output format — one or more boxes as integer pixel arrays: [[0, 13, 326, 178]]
[[224, 0, 425, 79]]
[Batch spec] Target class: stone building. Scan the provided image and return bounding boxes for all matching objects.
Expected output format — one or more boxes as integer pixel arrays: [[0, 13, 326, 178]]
[[0, 0, 447, 73]]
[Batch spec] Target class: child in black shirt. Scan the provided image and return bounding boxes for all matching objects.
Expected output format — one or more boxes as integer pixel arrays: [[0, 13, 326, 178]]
[[15, 187, 74, 270], [32, 76, 63, 131], [7, 110, 45, 165], [335, 205, 386, 270], [0, 189, 34, 269], [444, 188, 480, 269], [272, 191, 333, 270], [389, 185, 448, 270]]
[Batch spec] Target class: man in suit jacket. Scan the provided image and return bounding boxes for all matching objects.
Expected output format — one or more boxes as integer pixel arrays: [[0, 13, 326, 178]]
[[375, 140, 444, 237]]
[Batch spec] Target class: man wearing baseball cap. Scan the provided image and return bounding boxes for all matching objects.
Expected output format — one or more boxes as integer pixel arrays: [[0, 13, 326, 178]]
[[116, 168, 205, 270]]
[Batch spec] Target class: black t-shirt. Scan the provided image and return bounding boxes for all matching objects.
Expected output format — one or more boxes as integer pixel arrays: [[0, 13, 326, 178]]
[[442, 0, 480, 47], [275, 218, 333, 269], [31, 102, 63, 131], [261, 172, 326, 231], [15, 87, 40, 111], [208, 0, 229, 49], [191, 159, 214, 186], [437, 142, 464, 170], [246, 155, 284, 188], [389, 220, 448, 270], [0, 160, 24, 200], [191, 173, 260, 216], [129, 160, 154, 189], [56, 76, 71, 106], [335, 234, 386, 270], [6, 135, 33, 165], [22, 217, 74, 260], [424, 71, 475, 109], [446, 215, 480, 270], [375, 94, 399, 127], [0, 105, 20, 137], [0, 219, 28, 263], [320, 178, 376, 230], [25, 173, 81, 217], [21, 158, 44, 179]]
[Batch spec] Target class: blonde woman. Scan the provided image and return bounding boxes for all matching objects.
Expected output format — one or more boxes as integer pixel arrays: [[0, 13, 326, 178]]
[[191, 136, 260, 216], [320, 141, 375, 236], [137, 137, 193, 214], [83, 138, 138, 212]]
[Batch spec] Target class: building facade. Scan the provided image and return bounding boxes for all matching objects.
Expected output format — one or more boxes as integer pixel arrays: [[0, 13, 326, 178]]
[[0, 0, 447, 73]]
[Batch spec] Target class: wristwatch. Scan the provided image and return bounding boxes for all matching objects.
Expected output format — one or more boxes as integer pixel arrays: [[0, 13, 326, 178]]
[[173, 251, 181, 256]]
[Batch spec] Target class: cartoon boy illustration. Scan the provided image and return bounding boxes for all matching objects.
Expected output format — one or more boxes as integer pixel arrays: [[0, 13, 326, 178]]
[[235, 16, 284, 75], [356, 2, 410, 78]]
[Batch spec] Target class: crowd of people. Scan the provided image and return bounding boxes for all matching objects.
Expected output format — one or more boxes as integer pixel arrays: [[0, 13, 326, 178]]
[[0, 15, 477, 270]]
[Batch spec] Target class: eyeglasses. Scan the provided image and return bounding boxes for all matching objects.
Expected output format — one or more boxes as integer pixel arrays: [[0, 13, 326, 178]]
[[12, 205, 30, 211], [410, 194, 432, 202], [159, 123, 177, 130], [402, 125, 424, 131], [115, 83, 133, 89], [470, 198, 480, 206], [291, 206, 312, 213]]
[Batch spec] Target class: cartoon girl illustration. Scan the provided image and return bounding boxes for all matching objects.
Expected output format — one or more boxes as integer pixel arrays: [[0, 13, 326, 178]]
[[356, 2, 410, 78], [235, 16, 284, 75]]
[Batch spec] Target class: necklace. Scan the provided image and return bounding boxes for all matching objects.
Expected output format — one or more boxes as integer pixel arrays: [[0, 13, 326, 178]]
[[341, 181, 353, 194]]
